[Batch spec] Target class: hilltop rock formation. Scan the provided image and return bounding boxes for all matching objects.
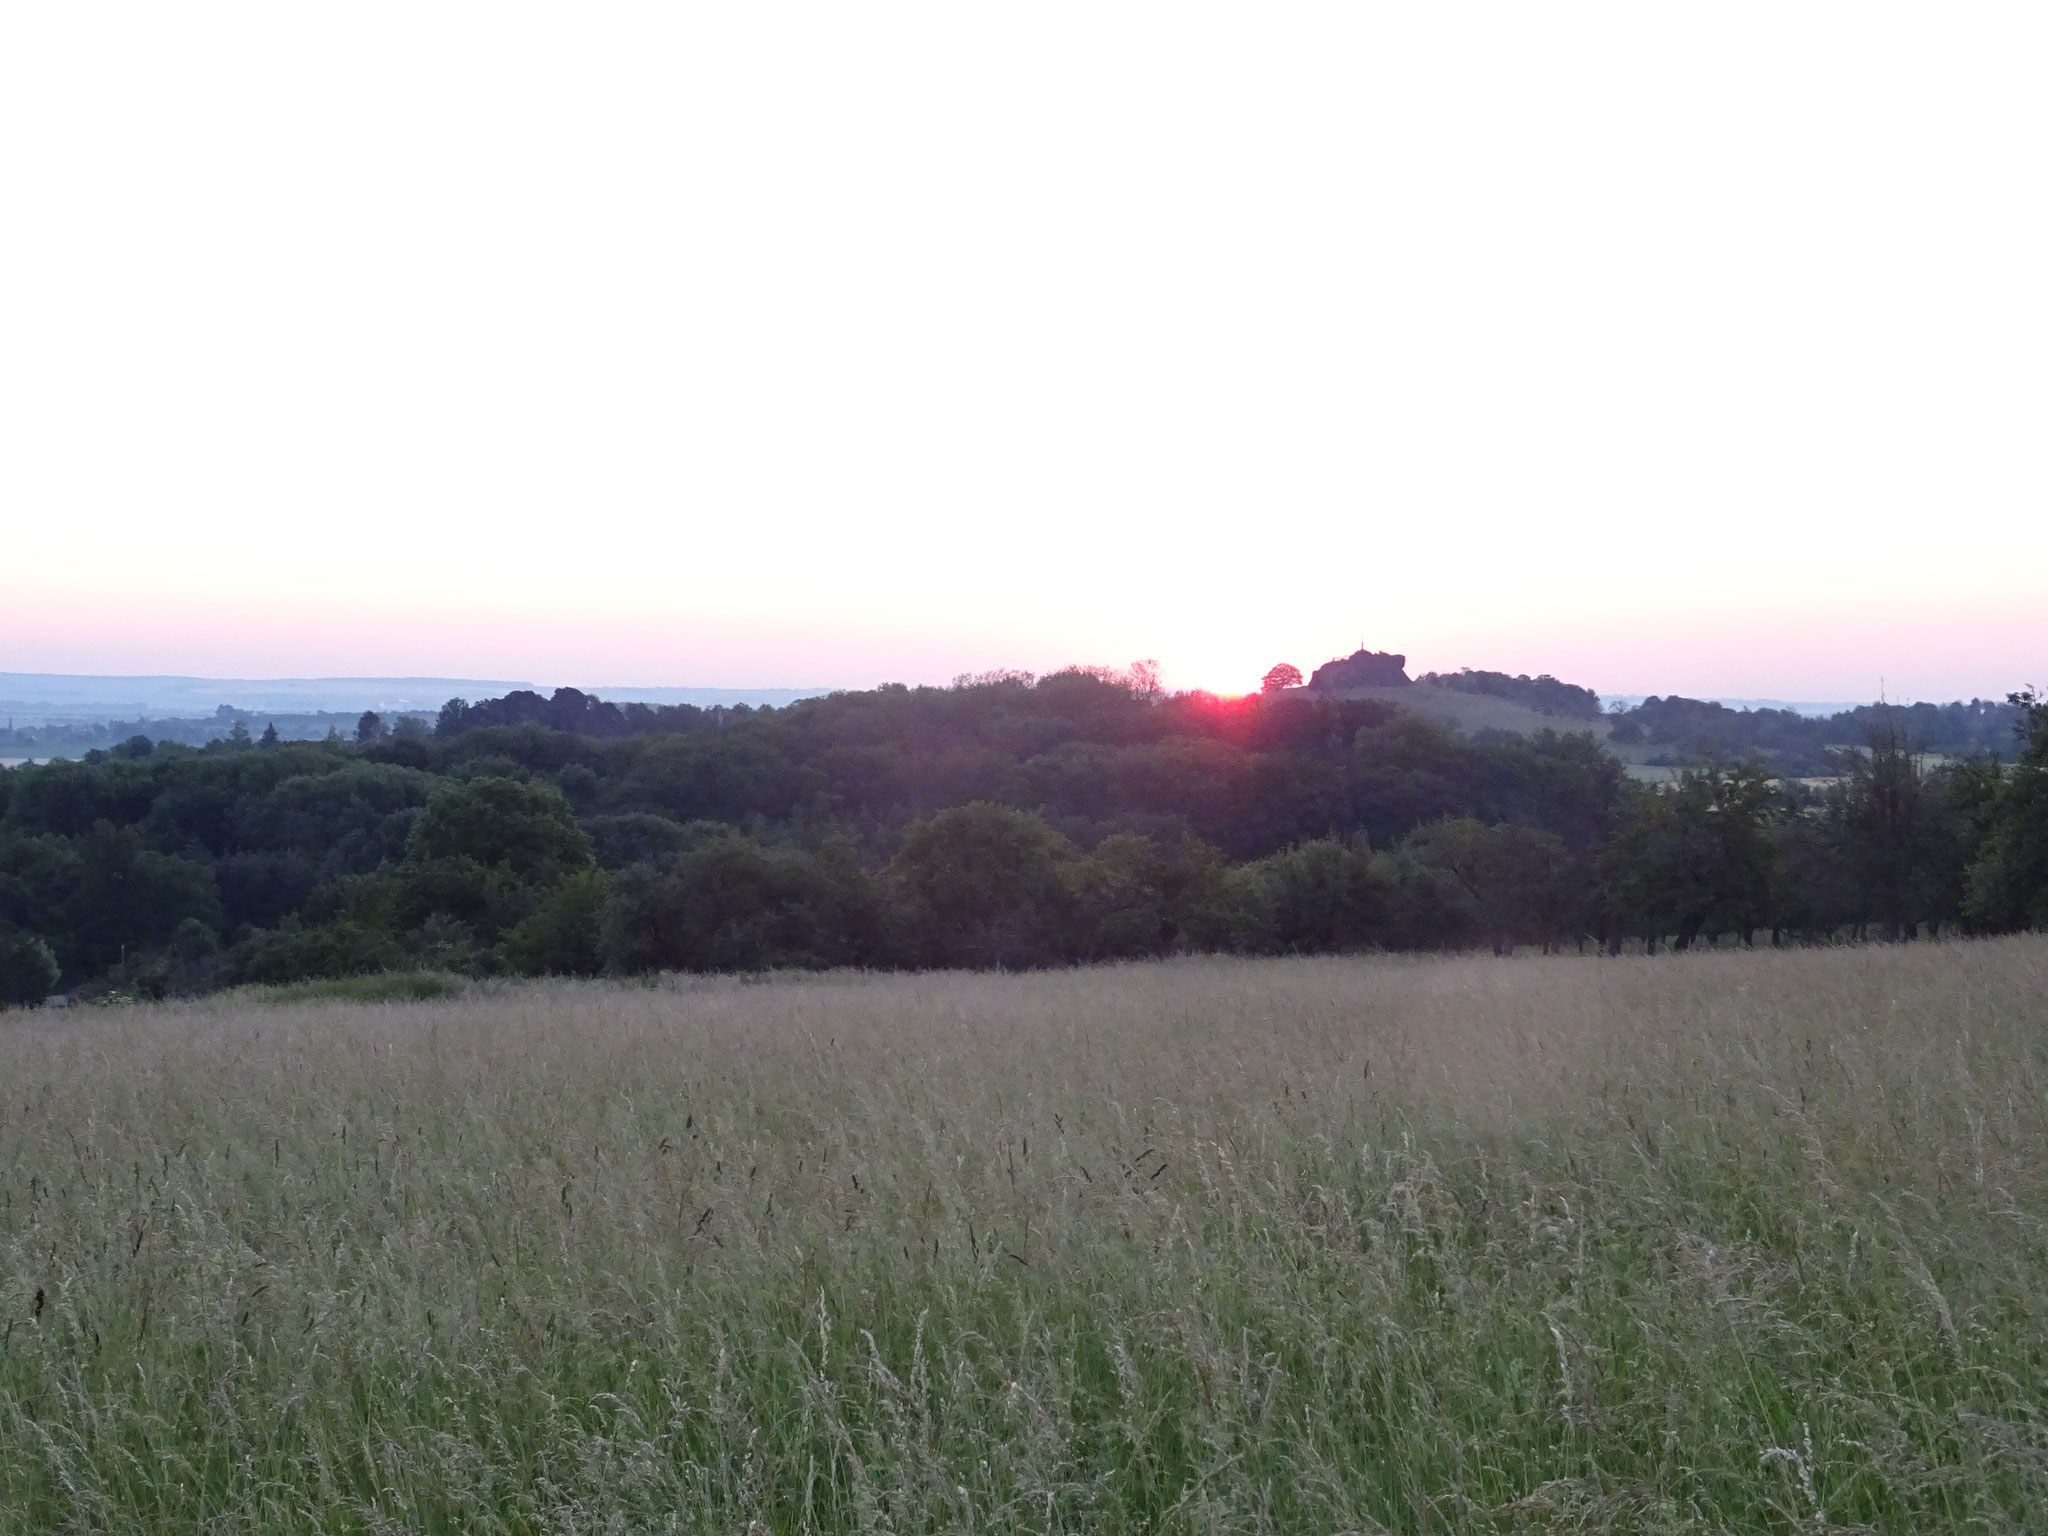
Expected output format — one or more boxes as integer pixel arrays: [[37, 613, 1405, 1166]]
[[1308, 650, 1411, 691]]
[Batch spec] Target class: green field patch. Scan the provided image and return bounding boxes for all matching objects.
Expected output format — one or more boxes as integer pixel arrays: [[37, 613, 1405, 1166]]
[[228, 969, 471, 1005]]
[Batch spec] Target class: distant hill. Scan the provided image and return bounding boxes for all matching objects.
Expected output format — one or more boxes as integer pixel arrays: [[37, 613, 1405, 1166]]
[[1304, 655, 1604, 727], [0, 674, 535, 726], [1300, 651, 1606, 739], [0, 673, 833, 729], [1417, 669, 1604, 720], [580, 685, 835, 710], [1601, 696, 1867, 718]]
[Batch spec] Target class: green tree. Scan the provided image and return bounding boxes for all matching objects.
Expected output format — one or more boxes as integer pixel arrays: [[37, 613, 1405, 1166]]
[[378, 777, 597, 950], [1404, 816, 1575, 954], [1060, 834, 1234, 960], [1237, 837, 1397, 954], [235, 921, 406, 984], [500, 868, 609, 976], [598, 834, 874, 973], [1963, 689, 2048, 931], [888, 803, 1077, 967], [406, 777, 592, 882], [355, 711, 386, 745], [1597, 764, 1779, 950], [62, 821, 222, 974], [582, 813, 711, 870], [1821, 714, 1967, 940], [0, 926, 60, 1006], [599, 864, 692, 973]]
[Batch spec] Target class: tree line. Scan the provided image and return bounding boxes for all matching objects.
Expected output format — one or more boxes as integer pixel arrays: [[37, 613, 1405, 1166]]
[[1608, 694, 2021, 774], [1, 667, 2043, 1004]]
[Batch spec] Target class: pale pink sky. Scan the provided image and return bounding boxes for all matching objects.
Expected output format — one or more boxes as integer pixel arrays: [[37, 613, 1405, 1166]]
[[5, 7, 2044, 703]]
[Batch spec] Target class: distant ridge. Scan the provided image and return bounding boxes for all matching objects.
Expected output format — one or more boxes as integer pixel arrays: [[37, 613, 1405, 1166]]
[[0, 674, 536, 725], [581, 685, 833, 710], [1599, 696, 1877, 718], [0, 673, 832, 726]]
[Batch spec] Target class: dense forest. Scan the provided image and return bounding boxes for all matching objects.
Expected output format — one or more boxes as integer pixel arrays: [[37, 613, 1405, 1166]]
[[1, 667, 2044, 1004]]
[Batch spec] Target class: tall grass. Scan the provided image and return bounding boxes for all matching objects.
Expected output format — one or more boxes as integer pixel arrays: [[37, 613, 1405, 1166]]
[[4, 938, 2047, 1532]]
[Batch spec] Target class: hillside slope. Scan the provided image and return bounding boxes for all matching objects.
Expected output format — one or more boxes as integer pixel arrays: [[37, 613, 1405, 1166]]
[[1307, 682, 1609, 741]]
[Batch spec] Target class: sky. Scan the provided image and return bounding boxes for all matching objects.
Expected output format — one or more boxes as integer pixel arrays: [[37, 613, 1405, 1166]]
[[3, 6, 2043, 703]]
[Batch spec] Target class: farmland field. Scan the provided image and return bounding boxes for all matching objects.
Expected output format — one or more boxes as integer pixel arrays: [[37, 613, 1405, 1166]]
[[1309, 682, 1608, 742], [6, 940, 2048, 1533]]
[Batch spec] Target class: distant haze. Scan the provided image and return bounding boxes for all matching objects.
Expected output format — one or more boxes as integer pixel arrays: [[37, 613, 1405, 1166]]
[[3, 9, 2042, 700], [0, 674, 831, 728], [1600, 697, 1888, 719]]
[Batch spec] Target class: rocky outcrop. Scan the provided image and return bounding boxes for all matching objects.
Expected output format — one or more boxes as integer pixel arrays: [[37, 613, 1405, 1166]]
[[1308, 650, 1411, 691]]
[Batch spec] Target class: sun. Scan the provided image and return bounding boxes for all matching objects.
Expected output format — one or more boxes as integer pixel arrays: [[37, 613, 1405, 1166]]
[[1155, 647, 1275, 699]]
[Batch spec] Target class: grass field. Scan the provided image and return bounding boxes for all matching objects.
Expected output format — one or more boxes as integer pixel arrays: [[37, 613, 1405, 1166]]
[[1313, 683, 1711, 784], [6, 940, 2048, 1533], [1314, 686, 1795, 787], [1313, 683, 1609, 743]]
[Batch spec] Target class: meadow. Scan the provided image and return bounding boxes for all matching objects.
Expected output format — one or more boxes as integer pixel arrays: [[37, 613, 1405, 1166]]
[[1314, 682, 1607, 744], [5, 939, 2048, 1533]]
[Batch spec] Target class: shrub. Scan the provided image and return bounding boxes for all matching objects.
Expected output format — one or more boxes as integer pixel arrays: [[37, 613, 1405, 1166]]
[[238, 971, 470, 1004], [887, 804, 1077, 967], [235, 921, 408, 985], [500, 870, 609, 977], [601, 835, 875, 974], [0, 927, 61, 1006]]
